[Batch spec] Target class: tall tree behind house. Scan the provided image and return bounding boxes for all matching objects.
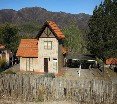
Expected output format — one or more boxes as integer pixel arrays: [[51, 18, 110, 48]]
[[87, 0, 117, 60]]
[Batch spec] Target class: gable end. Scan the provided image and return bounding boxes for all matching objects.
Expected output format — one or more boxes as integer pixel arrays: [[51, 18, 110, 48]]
[[36, 21, 65, 40]]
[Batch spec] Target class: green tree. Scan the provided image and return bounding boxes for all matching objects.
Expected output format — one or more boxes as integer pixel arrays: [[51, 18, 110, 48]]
[[87, 0, 117, 60], [0, 23, 19, 53], [63, 25, 87, 54]]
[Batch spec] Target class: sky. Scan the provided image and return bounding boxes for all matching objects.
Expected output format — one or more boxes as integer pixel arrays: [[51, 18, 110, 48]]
[[0, 0, 103, 15]]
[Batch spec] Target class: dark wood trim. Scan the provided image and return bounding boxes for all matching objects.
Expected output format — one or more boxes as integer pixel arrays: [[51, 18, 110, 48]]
[[39, 36, 56, 38], [43, 30, 47, 35], [48, 30, 52, 36], [36, 23, 62, 41], [19, 56, 38, 58], [47, 27, 49, 36], [44, 58, 48, 73]]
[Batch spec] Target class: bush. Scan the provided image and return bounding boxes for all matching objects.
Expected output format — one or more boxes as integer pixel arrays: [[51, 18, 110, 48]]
[[43, 73, 55, 78], [38, 85, 45, 102], [0, 59, 6, 69], [3, 70, 16, 74]]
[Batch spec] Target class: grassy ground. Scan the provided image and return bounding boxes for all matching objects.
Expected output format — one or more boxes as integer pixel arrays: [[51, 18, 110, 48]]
[[0, 99, 75, 104], [1, 64, 117, 80], [0, 65, 117, 104]]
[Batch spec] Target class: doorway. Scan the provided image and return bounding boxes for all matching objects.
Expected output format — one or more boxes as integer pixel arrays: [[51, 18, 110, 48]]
[[44, 58, 48, 72]]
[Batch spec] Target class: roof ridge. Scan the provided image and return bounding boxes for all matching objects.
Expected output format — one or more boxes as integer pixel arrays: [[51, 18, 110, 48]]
[[46, 21, 65, 39], [21, 38, 37, 40]]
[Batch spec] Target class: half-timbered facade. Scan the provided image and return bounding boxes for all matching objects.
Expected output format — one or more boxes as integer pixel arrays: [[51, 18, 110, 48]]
[[16, 21, 66, 73]]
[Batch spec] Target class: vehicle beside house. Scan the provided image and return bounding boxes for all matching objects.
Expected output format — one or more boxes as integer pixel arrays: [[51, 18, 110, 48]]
[[16, 21, 67, 74], [66, 53, 97, 69]]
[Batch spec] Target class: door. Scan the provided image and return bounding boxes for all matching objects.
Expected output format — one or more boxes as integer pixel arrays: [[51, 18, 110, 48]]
[[26, 58, 33, 71], [26, 58, 30, 71], [44, 58, 48, 72]]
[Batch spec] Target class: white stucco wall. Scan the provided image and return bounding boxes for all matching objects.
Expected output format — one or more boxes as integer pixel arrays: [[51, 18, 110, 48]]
[[19, 38, 64, 73], [38, 38, 59, 73], [19, 26, 64, 73], [20, 57, 38, 72], [33, 58, 39, 72], [20, 58, 24, 71], [20, 57, 26, 71]]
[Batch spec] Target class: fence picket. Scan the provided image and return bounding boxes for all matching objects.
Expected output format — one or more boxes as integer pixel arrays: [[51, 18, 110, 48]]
[[0, 74, 117, 103]]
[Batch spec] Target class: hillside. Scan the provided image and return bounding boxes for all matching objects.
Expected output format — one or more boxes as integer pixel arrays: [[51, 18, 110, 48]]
[[0, 7, 91, 53], [0, 7, 90, 30]]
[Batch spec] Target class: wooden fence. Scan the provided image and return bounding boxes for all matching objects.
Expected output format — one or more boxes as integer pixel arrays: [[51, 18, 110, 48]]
[[0, 74, 117, 104]]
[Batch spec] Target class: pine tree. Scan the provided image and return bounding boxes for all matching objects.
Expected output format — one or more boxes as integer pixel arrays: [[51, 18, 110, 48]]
[[87, 0, 117, 60]]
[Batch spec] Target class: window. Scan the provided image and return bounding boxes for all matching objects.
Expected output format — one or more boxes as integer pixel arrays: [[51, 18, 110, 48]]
[[44, 41, 48, 49], [44, 41, 52, 50], [53, 59, 57, 70], [26, 58, 33, 71]]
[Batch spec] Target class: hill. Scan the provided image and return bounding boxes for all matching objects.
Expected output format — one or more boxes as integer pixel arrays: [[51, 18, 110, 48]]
[[0, 7, 90, 31], [0, 7, 91, 53]]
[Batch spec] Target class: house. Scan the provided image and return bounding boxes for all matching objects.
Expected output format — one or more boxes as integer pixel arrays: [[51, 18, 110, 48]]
[[16, 21, 67, 73], [106, 58, 117, 65], [0, 44, 13, 66], [106, 58, 117, 72]]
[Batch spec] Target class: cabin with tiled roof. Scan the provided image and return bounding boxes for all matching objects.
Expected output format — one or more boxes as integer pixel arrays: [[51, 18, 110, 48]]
[[16, 21, 67, 73]]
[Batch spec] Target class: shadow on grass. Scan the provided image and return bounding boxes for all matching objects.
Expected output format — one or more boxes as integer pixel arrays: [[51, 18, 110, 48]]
[[0, 68, 6, 73], [0, 67, 16, 74]]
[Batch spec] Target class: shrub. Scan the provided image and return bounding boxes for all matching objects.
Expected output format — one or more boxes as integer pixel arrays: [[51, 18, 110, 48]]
[[3, 70, 16, 74], [0, 59, 6, 69], [38, 85, 45, 102], [44, 73, 55, 78]]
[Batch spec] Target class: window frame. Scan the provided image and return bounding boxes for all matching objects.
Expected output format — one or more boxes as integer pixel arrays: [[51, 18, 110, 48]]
[[44, 41, 52, 50]]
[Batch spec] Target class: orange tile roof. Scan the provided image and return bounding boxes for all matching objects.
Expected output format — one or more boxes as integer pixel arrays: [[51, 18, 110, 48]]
[[47, 21, 65, 39], [16, 39, 38, 57], [16, 39, 67, 57], [62, 46, 68, 54], [0, 44, 5, 49], [106, 58, 117, 65]]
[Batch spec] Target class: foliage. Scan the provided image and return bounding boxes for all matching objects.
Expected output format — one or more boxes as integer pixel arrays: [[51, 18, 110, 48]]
[[0, 8, 91, 57], [3, 70, 16, 74], [63, 25, 88, 54], [0, 59, 6, 73], [43, 73, 55, 78], [87, 0, 117, 60], [38, 84, 45, 102], [0, 59, 6, 69], [0, 7, 90, 30], [0, 7, 90, 56], [0, 23, 19, 53], [18, 21, 41, 36], [0, 21, 42, 53]]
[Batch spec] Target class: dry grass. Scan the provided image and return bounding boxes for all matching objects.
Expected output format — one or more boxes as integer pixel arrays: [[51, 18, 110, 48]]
[[0, 99, 75, 104]]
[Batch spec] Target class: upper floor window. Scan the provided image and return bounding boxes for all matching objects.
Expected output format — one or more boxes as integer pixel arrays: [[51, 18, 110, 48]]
[[44, 41, 52, 50]]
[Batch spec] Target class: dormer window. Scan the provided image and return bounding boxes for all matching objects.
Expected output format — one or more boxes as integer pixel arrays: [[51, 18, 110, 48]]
[[44, 41, 52, 50]]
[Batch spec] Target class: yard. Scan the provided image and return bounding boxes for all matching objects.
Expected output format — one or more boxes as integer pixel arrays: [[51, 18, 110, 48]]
[[1, 63, 117, 81], [0, 99, 74, 104], [0, 65, 117, 104]]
